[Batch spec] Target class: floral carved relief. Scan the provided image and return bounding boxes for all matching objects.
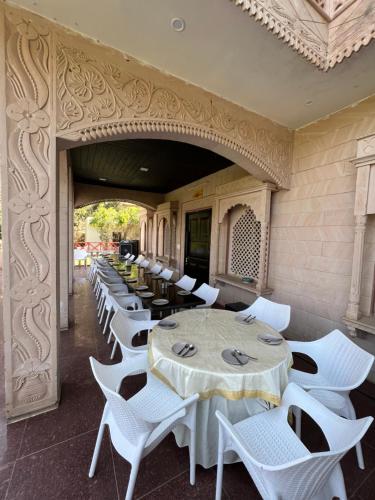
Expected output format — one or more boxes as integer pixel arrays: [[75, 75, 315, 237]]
[[4, 10, 55, 414], [55, 43, 292, 188]]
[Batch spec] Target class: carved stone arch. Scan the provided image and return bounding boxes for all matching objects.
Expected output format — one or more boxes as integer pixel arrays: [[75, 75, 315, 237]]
[[58, 119, 289, 188], [73, 182, 163, 211], [54, 38, 292, 189]]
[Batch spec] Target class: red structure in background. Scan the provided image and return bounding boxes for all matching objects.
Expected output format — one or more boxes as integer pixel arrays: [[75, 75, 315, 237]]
[[74, 241, 120, 254]]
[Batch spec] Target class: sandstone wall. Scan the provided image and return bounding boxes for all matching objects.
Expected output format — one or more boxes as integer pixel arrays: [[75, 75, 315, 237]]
[[269, 96, 375, 376]]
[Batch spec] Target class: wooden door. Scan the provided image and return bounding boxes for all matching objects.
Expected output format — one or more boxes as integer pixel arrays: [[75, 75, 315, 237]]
[[184, 209, 212, 285]]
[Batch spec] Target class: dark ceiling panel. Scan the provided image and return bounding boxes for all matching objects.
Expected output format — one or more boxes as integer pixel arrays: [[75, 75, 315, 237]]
[[70, 139, 233, 193]]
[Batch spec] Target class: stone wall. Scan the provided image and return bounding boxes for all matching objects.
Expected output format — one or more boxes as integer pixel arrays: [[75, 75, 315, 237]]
[[269, 96, 375, 377]]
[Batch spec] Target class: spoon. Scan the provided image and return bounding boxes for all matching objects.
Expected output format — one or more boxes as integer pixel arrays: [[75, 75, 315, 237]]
[[181, 344, 194, 357], [232, 349, 245, 365], [234, 348, 258, 361]]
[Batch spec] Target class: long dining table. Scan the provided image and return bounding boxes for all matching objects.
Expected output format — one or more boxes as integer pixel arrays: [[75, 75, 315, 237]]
[[107, 258, 206, 315], [148, 308, 292, 468]]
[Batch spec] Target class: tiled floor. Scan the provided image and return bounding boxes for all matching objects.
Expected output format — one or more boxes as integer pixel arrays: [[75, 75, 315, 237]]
[[0, 268, 374, 499]]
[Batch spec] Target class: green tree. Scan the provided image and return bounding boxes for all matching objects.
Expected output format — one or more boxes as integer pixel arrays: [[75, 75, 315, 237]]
[[87, 202, 141, 242], [89, 203, 118, 242], [116, 205, 140, 240]]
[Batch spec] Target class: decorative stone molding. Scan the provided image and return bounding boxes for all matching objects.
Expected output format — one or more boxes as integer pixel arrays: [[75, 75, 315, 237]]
[[344, 133, 375, 336], [215, 183, 275, 294], [1, 8, 59, 418], [232, 0, 328, 69], [231, 0, 375, 71], [55, 41, 292, 188]]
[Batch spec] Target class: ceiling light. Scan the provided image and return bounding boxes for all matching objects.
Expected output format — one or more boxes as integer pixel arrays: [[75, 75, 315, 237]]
[[99, 177, 107, 182], [171, 17, 185, 32], [140, 167, 149, 172]]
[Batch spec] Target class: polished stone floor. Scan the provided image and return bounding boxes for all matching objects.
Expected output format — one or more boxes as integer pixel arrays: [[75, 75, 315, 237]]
[[0, 268, 374, 499]]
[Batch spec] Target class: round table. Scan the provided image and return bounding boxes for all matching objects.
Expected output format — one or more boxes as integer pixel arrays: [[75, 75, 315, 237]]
[[148, 308, 292, 468]]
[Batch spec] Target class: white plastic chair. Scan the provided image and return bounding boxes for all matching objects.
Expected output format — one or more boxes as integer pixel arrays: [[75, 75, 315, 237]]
[[193, 283, 219, 308], [74, 248, 88, 267], [215, 382, 373, 500], [175, 275, 196, 292], [109, 311, 158, 361], [100, 287, 134, 335], [159, 268, 173, 281], [107, 295, 150, 345], [98, 279, 129, 316], [288, 329, 374, 469], [239, 296, 291, 333], [89, 355, 198, 500], [124, 252, 131, 259], [149, 263, 162, 275], [127, 255, 136, 264], [139, 259, 150, 269], [134, 255, 144, 265]]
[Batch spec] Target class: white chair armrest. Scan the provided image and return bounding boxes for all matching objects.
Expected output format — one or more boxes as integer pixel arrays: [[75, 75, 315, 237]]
[[142, 393, 199, 424]]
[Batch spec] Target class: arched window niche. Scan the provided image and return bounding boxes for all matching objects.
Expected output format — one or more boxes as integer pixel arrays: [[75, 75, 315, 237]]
[[154, 201, 179, 265], [215, 184, 274, 295]]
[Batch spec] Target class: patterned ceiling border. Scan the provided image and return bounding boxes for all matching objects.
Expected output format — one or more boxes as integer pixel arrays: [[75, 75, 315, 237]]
[[231, 0, 375, 71], [55, 42, 293, 188]]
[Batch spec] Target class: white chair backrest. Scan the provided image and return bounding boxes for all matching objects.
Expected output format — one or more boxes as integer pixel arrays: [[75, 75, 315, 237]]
[[175, 275, 196, 292], [134, 255, 144, 265], [90, 357, 153, 447], [106, 283, 129, 294], [193, 283, 219, 306], [244, 296, 291, 333], [128, 255, 136, 263], [124, 252, 131, 259], [308, 330, 374, 389], [110, 293, 143, 312], [150, 263, 162, 275], [100, 275, 123, 285], [139, 259, 150, 268], [159, 268, 173, 281], [110, 310, 159, 351], [217, 383, 373, 500], [74, 248, 88, 260]]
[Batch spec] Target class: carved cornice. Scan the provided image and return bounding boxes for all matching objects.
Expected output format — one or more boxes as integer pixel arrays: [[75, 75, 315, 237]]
[[231, 0, 375, 71], [55, 42, 292, 188], [232, 0, 328, 69]]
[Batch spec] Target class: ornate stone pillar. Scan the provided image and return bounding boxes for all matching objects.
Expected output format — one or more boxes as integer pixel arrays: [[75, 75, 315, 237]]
[[345, 134, 375, 335], [59, 151, 69, 330], [256, 186, 272, 294], [0, 8, 60, 420], [346, 215, 368, 320]]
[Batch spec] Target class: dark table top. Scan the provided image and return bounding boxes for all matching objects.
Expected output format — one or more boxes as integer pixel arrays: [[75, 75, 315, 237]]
[[118, 267, 205, 312]]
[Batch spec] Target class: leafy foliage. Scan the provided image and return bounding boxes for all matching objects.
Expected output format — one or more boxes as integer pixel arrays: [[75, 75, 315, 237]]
[[74, 202, 141, 242]]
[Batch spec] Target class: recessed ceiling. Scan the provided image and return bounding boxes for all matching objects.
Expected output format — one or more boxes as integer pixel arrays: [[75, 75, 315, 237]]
[[70, 139, 232, 193], [10, 0, 375, 128]]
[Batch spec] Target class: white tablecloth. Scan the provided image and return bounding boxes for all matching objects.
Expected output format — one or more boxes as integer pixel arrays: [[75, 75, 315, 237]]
[[148, 308, 292, 467]]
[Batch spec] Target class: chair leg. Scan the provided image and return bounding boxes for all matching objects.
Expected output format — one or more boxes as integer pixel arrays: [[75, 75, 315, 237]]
[[103, 309, 112, 335], [125, 457, 142, 500], [215, 426, 224, 500], [189, 421, 196, 485], [99, 307, 105, 325], [110, 340, 118, 360], [107, 330, 113, 344], [345, 399, 365, 470], [88, 411, 107, 478]]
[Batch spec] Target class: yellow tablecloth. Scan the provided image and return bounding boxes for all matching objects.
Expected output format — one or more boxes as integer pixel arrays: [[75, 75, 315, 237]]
[[149, 308, 292, 406]]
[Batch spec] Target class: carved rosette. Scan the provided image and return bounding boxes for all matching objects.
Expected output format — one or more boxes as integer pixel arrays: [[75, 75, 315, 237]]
[[4, 10, 54, 413], [55, 43, 292, 188]]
